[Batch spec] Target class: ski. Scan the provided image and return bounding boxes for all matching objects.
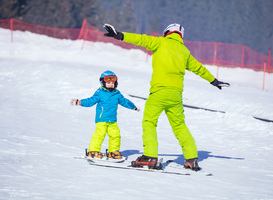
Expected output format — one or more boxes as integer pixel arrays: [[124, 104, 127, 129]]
[[83, 157, 212, 176], [74, 155, 127, 163], [86, 158, 191, 176], [76, 149, 212, 176], [165, 160, 213, 176], [74, 148, 127, 163]]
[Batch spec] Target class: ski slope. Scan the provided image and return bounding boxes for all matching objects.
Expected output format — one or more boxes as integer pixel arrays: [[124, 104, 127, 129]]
[[0, 29, 273, 200]]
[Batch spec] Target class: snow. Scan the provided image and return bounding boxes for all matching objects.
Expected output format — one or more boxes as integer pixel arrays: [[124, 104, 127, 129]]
[[0, 28, 273, 200]]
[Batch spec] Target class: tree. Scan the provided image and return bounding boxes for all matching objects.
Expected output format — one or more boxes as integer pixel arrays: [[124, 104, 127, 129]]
[[121, 0, 136, 32], [20, 0, 76, 28], [0, 0, 29, 19], [72, 0, 104, 29]]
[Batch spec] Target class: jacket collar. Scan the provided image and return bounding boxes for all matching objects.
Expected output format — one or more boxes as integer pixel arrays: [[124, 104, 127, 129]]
[[100, 86, 116, 92], [165, 33, 184, 44]]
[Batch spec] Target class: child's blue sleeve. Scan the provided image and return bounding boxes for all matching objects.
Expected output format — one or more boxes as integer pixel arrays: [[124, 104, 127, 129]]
[[80, 89, 100, 107], [118, 93, 136, 109]]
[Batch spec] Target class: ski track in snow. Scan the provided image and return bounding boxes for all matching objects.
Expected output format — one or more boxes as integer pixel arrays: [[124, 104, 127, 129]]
[[0, 29, 273, 200]]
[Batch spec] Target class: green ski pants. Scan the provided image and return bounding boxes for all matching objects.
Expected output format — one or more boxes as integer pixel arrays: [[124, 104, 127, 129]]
[[142, 88, 198, 160], [88, 122, 121, 153]]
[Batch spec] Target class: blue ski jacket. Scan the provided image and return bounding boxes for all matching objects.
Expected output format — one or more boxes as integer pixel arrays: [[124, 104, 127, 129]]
[[80, 87, 137, 123]]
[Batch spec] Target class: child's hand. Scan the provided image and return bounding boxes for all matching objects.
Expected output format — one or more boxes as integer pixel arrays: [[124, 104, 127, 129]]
[[71, 99, 76, 106], [134, 107, 140, 112], [71, 99, 81, 106]]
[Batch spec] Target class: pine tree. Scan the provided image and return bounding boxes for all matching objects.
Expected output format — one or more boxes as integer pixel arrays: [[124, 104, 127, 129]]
[[0, 0, 29, 19], [121, 0, 136, 32], [20, 0, 76, 28], [72, 0, 104, 29]]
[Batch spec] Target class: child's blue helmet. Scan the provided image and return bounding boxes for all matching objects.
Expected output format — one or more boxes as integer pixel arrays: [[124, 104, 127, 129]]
[[99, 70, 118, 91]]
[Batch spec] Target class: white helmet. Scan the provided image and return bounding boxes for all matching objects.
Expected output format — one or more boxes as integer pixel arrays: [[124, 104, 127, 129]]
[[163, 23, 184, 38]]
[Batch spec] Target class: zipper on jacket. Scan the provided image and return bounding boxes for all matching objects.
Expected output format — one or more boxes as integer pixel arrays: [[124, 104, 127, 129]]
[[99, 107, 104, 118]]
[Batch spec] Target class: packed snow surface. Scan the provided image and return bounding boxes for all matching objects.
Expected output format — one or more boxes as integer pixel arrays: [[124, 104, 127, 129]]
[[0, 29, 273, 200]]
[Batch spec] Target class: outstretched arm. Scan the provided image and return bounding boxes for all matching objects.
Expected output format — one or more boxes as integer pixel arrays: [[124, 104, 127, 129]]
[[71, 89, 100, 107], [103, 23, 160, 51], [118, 94, 140, 111], [187, 54, 230, 90]]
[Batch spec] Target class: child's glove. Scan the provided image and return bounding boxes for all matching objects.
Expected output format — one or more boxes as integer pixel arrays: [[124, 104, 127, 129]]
[[134, 107, 140, 112], [71, 99, 81, 106], [210, 79, 230, 90], [103, 24, 124, 40]]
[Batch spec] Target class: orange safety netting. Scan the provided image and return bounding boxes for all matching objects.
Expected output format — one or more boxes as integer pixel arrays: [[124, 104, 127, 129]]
[[0, 18, 271, 72]]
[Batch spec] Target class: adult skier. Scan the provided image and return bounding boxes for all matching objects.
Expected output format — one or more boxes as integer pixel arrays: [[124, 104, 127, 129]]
[[103, 23, 230, 171]]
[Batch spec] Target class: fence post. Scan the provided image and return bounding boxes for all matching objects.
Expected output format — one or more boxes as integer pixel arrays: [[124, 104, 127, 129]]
[[216, 59, 219, 79], [78, 19, 87, 40], [214, 42, 217, 65], [263, 61, 266, 91], [268, 48, 271, 73], [241, 45, 245, 68], [10, 18, 13, 42], [81, 29, 89, 50]]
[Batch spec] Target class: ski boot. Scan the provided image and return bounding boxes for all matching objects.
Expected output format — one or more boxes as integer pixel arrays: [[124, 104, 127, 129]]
[[86, 149, 103, 159], [184, 158, 201, 171], [131, 155, 162, 170], [106, 150, 123, 159]]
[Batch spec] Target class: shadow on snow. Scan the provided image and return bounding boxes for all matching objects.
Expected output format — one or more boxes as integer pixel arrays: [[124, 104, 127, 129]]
[[121, 149, 244, 165]]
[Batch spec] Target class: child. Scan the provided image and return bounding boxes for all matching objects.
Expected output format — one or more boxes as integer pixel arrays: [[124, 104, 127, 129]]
[[71, 70, 140, 159]]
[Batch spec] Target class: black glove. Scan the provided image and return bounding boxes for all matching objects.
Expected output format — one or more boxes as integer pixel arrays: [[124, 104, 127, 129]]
[[210, 78, 230, 90], [103, 24, 124, 40]]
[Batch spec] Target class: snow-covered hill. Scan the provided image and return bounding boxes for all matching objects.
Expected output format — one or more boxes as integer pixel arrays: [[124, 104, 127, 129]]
[[0, 29, 273, 200]]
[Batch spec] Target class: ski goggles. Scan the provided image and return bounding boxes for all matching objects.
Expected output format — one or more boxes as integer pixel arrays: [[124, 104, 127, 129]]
[[103, 75, 117, 83]]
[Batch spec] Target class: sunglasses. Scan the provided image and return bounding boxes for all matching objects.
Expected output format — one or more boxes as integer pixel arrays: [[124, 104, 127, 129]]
[[104, 75, 117, 83]]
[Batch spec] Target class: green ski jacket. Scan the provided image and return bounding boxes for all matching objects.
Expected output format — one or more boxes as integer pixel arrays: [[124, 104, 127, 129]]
[[123, 32, 215, 93]]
